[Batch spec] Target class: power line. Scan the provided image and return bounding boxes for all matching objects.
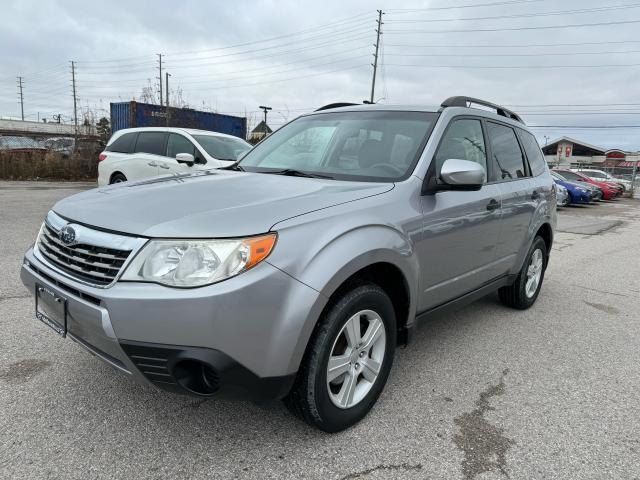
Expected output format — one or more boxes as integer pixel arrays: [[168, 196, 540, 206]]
[[384, 19, 640, 34], [384, 2, 640, 23], [384, 40, 640, 48], [383, 49, 640, 57], [385, 62, 640, 68], [386, 0, 544, 13]]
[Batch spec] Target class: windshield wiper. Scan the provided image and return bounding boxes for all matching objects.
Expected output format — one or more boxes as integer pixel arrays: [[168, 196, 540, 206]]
[[221, 162, 245, 171], [263, 169, 334, 179]]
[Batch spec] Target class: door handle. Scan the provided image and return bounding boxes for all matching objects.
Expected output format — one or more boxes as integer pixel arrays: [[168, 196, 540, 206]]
[[147, 161, 157, 167], [486, 199, 500, 211], [159, 164, 170, 169], [531, 190, 540, 200]]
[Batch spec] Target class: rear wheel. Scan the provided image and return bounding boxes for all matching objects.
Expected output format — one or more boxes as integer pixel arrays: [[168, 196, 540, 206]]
[[498, 236, 547, 309], [110, 173, 127, 184], [284, 283, 396, 432]]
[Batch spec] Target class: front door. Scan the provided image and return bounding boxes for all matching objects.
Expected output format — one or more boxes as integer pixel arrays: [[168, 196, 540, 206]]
[[160, 133, 198, 175], [417, 117, 504, 312]]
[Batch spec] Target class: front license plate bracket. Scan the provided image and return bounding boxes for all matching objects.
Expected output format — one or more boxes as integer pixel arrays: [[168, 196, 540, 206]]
[[35, 283, 67, 337]]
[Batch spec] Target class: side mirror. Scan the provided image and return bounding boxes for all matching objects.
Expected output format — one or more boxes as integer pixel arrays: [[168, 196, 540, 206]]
[[176, 153, 195, 166], [440, 159, 486, 188]]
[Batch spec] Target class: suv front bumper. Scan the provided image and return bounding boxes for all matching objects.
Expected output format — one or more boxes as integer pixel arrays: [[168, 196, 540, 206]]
[[21, 247, 323, 400]]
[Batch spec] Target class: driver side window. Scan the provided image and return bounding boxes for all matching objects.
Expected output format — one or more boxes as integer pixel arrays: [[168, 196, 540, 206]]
[[435, 119, 487, 177]]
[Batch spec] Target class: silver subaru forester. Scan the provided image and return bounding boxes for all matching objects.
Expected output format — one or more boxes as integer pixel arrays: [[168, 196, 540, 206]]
[[21, 97, 556, 432]]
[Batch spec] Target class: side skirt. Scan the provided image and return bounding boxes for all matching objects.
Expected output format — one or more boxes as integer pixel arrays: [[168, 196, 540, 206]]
[[403, 274, 516, 344]]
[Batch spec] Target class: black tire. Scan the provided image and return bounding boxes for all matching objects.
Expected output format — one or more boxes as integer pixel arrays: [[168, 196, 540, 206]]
[[284, 283, 396, 432], [498, 236, 548, 310], [109, 173, 127, 184]]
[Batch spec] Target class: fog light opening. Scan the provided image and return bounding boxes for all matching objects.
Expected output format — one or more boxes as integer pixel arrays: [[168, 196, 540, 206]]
[[173, 360, 220, 396]]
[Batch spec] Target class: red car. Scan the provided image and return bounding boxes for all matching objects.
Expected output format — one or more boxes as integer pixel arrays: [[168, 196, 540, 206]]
[[552, 169, 623, 200]]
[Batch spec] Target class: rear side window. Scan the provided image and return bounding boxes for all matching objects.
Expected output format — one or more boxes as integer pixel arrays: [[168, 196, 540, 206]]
[[435, 118, 487, 174], [167, 134, 196, 158], [487, 123, 527, 182], [106, 132, 136, 153], [556, 170, 581, 181], [134, 132, 168, 156], [518, 130, 547, 176]]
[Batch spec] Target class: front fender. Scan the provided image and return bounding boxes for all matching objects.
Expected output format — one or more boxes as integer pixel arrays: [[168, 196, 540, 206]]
[[267, 220, 420, 373]]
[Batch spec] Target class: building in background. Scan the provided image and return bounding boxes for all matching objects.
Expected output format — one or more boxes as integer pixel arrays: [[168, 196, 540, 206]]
[[541, 136, 606, 167], [248, 120, 272, 144], [541, 136, 639, 180]]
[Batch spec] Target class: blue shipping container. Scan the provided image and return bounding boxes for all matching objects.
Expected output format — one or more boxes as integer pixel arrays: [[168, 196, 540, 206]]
[[110, 101, 247, 139]]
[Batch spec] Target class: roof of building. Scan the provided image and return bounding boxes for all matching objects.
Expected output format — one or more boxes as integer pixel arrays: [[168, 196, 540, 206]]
[[251, 120, 272, 135], [541, 136, 606, 155]]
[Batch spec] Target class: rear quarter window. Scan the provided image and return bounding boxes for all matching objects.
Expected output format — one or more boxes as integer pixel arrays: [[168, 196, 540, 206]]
[[518, 130, 547, 177], [106, 132, 136, 153]]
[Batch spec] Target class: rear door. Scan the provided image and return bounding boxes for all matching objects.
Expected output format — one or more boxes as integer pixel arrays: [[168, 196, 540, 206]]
[[417, 117, 504, 310], [486, 122, 536, 269], [128, 132, 168, 180]]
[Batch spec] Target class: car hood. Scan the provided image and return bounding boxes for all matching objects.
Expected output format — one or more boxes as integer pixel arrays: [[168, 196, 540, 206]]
[[53, 170, 394, 237]]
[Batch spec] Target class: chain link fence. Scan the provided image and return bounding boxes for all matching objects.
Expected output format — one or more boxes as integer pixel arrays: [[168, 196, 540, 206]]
[[570, 162, 639, 197]]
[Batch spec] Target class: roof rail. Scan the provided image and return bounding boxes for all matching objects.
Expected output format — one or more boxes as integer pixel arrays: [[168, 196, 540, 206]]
[[315, 102, 359, 111], [441, 96, 524, 124]]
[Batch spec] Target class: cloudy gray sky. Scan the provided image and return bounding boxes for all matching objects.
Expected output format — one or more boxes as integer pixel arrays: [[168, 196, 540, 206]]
[[2, 0, 640, 150]]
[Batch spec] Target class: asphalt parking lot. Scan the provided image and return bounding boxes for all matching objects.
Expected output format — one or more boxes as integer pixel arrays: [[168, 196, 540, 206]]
[[1, 181, 639, 480]]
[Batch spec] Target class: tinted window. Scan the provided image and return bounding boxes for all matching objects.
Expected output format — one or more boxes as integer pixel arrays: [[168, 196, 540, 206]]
[[238, 111, 438, 181], [584, 171, 605, 178], [435, 119, 487, 175], [192, 135, 251, 161], [487, 123, 527, 181], [106, 132, 136, 153], [519, 130, 547, 176], [167, 134, 195, 158], [556, 170, 581, 181], [134, 132, 168, 156]]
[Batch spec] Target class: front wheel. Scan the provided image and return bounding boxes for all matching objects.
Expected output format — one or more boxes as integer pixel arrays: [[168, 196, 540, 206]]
[[284, 283, 396, 432], [498, 236, 548, 309]]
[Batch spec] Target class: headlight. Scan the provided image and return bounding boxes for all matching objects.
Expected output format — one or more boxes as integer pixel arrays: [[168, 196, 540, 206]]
[[121, 233, 276, 287], [577, 188, 587, 192]]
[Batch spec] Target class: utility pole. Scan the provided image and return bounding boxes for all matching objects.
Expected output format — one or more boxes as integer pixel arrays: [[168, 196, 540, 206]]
[[259, 105, 272, 125], [157, 53, 163, 106], [71, 61, 78, 135], [165, 72, 171, 107], [17, 76, 24, 121], [369, 10, 384, 104]]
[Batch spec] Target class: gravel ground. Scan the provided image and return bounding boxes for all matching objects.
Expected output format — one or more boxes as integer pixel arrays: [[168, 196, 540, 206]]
[[1, 181, 639, 480]]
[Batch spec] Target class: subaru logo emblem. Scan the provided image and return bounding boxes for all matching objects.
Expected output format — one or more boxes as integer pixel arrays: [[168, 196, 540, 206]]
[[60, 225, 76, 245]]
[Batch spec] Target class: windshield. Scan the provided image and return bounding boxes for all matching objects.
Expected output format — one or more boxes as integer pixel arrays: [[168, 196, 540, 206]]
[[238, 111, 438, 181], [192, 135, 251, 161]]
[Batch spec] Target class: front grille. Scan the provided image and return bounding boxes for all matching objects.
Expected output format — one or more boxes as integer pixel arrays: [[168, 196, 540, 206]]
[[37, 223, 131, 286]]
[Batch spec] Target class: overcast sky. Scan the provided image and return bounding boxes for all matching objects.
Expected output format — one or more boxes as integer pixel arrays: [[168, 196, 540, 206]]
[[2, 0, 640, 150]]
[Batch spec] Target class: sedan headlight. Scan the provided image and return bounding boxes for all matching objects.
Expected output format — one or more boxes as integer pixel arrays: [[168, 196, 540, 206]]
[[121, 233, 276, 287], [577, 187, 587, 192]]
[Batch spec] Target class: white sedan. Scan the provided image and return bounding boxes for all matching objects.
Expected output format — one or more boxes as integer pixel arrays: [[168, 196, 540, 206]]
[[98, 127, 252, 186]]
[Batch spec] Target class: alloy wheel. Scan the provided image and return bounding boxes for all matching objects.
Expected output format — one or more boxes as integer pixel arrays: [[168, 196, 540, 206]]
[[326, 309, 386, 409], [525, 248, 544, 298]]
